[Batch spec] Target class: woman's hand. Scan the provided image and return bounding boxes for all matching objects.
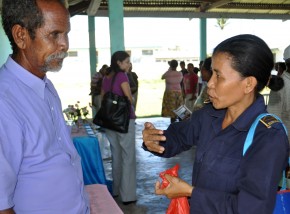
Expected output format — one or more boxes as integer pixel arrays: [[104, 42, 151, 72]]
[[142, 122, 166, 154], [155, 174, 194, 199]]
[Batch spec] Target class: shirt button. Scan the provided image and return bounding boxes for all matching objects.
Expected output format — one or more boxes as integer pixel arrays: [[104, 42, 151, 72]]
[[58, 137, 61, 141], [51, 107, 54, 111]]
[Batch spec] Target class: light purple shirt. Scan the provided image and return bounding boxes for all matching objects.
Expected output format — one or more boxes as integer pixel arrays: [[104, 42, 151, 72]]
[[0, 57, 89, 213]]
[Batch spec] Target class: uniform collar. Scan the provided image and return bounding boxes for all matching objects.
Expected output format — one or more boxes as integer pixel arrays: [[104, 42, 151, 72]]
[[6, 56, 54, 100], [206, 94, 267, 132]]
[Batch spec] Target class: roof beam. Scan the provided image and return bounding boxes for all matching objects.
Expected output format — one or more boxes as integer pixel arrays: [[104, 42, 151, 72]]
[[199, 0, 233, 12], [94, 10, 290, 20], [68, 0, 91, 16], [222, 3, 290, 10]]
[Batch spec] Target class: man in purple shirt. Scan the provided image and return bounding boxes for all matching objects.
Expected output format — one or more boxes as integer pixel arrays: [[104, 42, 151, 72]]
[[0, 0, 89, 213]]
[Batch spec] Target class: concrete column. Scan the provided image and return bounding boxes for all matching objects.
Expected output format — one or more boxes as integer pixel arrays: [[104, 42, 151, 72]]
[[199, 18, 207, 62], [88, 16, 97, 76], [0, 16, 12, 66], [108, 0, 125, 54], [88, 15, 97, 116]]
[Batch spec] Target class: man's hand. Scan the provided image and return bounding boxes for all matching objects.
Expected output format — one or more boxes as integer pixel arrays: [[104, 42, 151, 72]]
[[142, 122, 166, 154], [155, 174, 194, 198]]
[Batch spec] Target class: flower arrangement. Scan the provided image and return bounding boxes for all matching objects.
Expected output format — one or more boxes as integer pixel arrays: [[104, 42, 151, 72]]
[[63, 101, 90, 123]]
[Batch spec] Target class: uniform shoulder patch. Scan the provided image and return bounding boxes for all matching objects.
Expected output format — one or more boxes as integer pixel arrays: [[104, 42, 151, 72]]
[[259, 115, 280, 128]]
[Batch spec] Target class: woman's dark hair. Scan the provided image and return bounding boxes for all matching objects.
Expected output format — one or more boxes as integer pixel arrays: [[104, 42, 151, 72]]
[[1, 0, 65, 55], [213, 34, 283, 93], [268, 75, 284, 92], [106, 51, 130, 75], [202, 57, 212, 75], [170, 60, 178, 69]]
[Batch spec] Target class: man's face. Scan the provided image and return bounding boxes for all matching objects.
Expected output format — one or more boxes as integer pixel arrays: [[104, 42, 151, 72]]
[[24, 1, 70, 76]]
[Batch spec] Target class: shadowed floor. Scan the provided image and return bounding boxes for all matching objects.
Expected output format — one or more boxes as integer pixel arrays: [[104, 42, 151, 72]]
[[101, 117, 196, 214]]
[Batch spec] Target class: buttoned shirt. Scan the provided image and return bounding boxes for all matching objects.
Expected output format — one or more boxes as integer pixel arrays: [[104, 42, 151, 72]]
[[152, 95, 289, 214], [0, 57, 89, 213]]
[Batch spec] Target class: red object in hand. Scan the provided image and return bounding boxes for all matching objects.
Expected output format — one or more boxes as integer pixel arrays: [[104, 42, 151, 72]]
[[159, 164, 190, 214]]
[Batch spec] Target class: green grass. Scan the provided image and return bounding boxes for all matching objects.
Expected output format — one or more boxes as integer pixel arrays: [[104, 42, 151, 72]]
[[135, 79, 165, 117]]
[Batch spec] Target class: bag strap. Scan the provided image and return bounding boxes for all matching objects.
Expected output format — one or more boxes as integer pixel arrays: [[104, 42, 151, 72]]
[[243, 113, 289, 190]]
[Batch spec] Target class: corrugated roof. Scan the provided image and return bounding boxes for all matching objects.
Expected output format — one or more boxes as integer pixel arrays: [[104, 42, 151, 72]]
[[67, 0, 290, 19]]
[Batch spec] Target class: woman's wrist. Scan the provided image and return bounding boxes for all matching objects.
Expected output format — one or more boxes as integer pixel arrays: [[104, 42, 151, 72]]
[[187, 186, 194, 197]]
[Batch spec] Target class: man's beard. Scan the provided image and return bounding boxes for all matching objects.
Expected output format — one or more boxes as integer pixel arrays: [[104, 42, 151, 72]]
[[41, 52, 68, 73]]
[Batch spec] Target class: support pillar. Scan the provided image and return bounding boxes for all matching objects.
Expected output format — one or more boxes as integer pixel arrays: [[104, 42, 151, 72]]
[[88, 16, 97, 116], [199, 18, 207, 62], [108, 0, 125, 54]]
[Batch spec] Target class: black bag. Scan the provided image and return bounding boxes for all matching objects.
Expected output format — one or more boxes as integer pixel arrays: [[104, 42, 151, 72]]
[[93, 73, 131, 133]]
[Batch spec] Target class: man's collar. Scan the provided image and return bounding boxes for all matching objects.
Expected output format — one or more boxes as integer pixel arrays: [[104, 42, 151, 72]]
[[6, 56, 46, 99]]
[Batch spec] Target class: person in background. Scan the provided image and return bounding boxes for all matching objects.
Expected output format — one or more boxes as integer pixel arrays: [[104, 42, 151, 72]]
[[182, 63, 198, 111], [161, 59, 184, 123], [179, 61, 188, 76], [142, 34, 289, 214], [194, 67, 203, 96], [101, 51, 137, 205], [193, 57, 212, 111], [268, 45, 290, 144], [127, 62, 139, 110], [90, 64, 108, 113], [276, 62, 286, 76], [179, 61, 188, 97], [199, 60, 204, 71], [0, 0, 89, 213]]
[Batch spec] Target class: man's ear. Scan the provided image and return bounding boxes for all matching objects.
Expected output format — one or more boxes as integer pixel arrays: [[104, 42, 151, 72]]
[[11, 24, 29, 50], [244, 76, 257, 94]]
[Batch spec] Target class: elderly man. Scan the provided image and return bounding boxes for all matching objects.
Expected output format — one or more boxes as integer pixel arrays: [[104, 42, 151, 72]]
[[0, 0, 89, 213]]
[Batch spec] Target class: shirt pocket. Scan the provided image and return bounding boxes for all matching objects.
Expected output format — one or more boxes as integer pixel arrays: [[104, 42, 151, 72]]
[[209, 155, 241, 175]]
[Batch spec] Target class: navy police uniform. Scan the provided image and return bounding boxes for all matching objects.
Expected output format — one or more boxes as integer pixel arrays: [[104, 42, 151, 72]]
[[146, 94, 289, 214]]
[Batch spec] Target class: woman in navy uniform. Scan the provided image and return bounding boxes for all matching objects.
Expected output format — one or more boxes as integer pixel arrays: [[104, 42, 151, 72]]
[[142, 34, 289, 213]]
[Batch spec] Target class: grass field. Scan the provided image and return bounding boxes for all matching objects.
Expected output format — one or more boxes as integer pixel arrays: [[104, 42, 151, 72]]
[[48, 59, 169, 118], [49, 71, 166, 118], [135, 79, 165, 117]]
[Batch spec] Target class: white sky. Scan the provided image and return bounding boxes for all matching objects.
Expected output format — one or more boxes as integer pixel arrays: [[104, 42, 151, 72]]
[[69, 15, 290, 61]]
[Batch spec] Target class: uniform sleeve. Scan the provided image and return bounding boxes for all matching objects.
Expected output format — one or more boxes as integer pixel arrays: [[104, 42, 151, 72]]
[[0, 101, 23, 210], [190, 124, 289, 214], [158, 111, 202, 158]]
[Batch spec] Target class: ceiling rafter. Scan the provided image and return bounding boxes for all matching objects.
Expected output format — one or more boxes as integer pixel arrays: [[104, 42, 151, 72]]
[[221, 3, 290, 10], [67, 0, 290, 20], [198, 0, 233, 12]]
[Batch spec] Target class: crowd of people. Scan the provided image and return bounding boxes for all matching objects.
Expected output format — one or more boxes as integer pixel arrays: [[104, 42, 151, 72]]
[[161, 58, 212, 122]]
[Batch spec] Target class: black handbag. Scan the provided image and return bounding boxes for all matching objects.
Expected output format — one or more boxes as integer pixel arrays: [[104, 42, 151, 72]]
[[93, 73, 131, 133]]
